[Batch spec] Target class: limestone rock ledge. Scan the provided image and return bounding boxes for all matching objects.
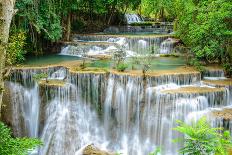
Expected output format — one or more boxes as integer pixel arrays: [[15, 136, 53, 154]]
[[76, 144, 114, 155]]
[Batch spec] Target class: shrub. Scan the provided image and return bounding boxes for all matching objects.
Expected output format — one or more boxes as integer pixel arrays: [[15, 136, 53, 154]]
[[6, 30, 27, 65], [149, 147, 161, 155], [33, 73, 48, 82], [223, 63, 232, 77], [116, 63, 128, 72], [0, 122, 42, 155], [174, 117, 232, 155], [188, 58, 205, 73]]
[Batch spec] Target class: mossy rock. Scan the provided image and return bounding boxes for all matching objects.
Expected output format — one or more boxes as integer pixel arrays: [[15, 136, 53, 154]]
[[71, 67, 109, 74], [83, 145, 113, 155], [211, 108, 232, 120], [161, 86, 225, 94], [39, 79, 66, 87], [203, 79, 232, 86]]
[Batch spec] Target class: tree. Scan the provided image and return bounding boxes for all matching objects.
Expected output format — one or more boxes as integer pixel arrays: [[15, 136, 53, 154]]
[[0, 121, 42, 155], [174, 117, 232, 155], [0, 0, 16, 115], [176, 0, 232, 63]]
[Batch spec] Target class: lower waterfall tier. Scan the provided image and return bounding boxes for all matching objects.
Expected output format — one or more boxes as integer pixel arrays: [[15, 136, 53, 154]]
[[2, 66, 231, 155]]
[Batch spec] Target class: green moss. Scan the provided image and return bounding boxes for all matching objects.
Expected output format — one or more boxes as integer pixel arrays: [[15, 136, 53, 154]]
[[72, 67, 109, 74], [39, 79, 66, 87], [161, 86, 225, 94]]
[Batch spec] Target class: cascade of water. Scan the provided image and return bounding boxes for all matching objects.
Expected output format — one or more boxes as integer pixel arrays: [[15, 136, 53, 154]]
[[103, 74, 145, 155], [4, 67, 232, 155], [203, 69, 225, 78], [39, 84, 109, 155], [159, 38, 175, 54], [125, 14, 144, 24], [50, 67, 67, 80], [69, 35, 170, 56], [6, 81, 40, 138]]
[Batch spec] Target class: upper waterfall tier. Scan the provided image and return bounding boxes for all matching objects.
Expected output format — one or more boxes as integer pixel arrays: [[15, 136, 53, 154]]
[[60, 34, 179, 57], [125, 14, 144, 24]]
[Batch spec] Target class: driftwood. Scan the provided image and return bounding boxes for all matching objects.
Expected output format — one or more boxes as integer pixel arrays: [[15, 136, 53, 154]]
[[3, 67, 12, 79]]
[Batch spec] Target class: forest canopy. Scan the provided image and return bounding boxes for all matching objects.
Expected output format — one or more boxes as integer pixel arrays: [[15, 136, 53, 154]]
[[5, 0, 232, 74]]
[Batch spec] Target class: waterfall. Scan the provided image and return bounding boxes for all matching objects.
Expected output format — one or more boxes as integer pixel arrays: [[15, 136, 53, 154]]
[[6, 82, 40, 138], [125, 14, 143, 24], [159, 38, 175, 54], [2, 66, 232, 155], [61, 34, 178, 57]]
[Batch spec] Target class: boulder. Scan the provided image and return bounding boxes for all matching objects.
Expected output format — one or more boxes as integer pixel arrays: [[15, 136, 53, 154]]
[[81, 145, 114, 155]]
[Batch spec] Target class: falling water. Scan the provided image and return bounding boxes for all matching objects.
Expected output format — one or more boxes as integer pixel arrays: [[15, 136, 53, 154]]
[[3, 67, 231, 155], [60, 34, 178, 57], [125, 14, 144, 24]]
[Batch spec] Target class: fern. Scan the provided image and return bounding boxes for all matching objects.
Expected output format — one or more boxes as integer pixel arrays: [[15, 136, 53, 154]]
[[174, 117, 232, 155]]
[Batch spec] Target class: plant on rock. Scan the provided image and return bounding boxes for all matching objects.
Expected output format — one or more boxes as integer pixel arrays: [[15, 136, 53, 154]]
[[174, 117, 232, 155], [33, 73, 49, 83], [116, 62, 128, 72], [0, 122, 42, 155]]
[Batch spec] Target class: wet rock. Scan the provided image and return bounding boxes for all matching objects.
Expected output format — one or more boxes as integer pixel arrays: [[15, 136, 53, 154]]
[[82, 145, 113, 155]]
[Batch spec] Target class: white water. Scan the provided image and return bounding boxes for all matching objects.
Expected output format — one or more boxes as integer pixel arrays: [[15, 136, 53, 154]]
[[7, 82, 40, 138], [125, 14, 144, 24], [60, 35, 178, 57], [5, 68, 232, 155]]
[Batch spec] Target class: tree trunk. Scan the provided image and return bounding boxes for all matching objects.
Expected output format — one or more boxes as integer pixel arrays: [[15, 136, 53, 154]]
[[0, 0, 16, 115], [65, 13, 71, 41]]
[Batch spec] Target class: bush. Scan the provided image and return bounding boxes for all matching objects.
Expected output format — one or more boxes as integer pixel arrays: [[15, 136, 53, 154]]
[[0, 122, 42, 155], [223, 63, 232, 77], [188, 58, 205, 73], [116, 63, 128, 72], [33, 73, 48, 82], [6, 30, 27, 65], [176, 0, 231, 63], [174, 117, 232, 155]]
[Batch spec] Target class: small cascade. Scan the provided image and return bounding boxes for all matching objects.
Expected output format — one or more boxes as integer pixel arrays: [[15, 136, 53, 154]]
[[5, 82, 40, 138], [50, 67, 68, 80], [103, 74, 144, 154], [203, 68, 225, 78], [38, 84, 108, 155], [125, 14, 143, 24], [60, 43, 117, 57], [159, 38, 176, 54]]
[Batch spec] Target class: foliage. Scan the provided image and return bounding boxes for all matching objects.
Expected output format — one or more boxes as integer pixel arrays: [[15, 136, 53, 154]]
[[223, 63, 232, 77], [141, 0, 175, 21], [116, 62, 128, 72], [149, 147, 161, 155], [176, 0, 232, 63], [80, 59, 87, 69], [6, 30, 27, 65], [33, 73, 48, 81], [174, 117, 232, 155], [113, 46, 127, 71], [0, 122, 42, 155], [188, 58, 206, 73]]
